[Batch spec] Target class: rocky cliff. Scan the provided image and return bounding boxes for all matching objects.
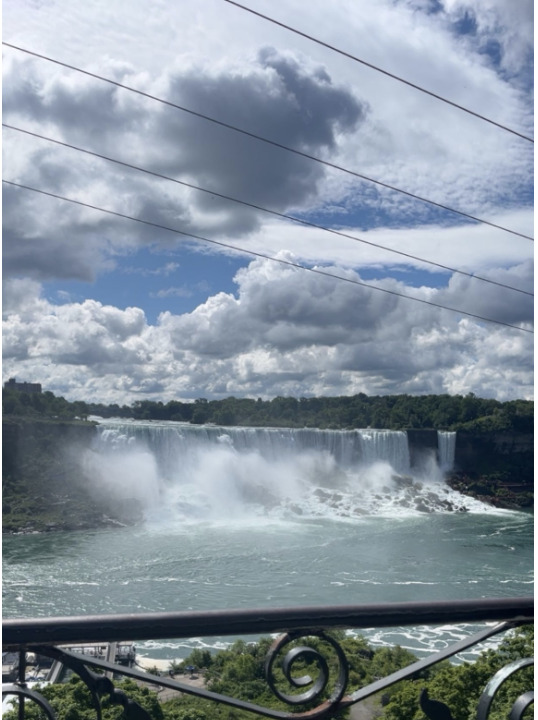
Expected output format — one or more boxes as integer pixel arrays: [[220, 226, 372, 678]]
[[3, 419, 143, 533]]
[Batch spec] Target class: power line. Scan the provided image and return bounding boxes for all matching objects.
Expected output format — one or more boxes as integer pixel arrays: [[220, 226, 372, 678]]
[[3, 42, 533, 242], [3, 122, 533, 298], [223, 0, 534, 144], [3, 179, 533, 334]]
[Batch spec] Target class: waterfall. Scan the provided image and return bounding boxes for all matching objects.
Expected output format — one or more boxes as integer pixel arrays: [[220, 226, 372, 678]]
[[85, 420, 478, 521], [357, 430, 410, 475], [437, 431, 456, 472], [93, 424, 411, 476]]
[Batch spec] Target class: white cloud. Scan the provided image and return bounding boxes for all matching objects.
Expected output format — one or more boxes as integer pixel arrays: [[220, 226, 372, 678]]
[[2, 0, 533, 403], [2, 258, 532, 403], [220, 212, 533, 276], [441, 0, 534, 73], [3, 47, 366, 279]]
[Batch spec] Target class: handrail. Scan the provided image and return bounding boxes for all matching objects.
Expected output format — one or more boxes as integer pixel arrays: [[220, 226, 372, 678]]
[[3, 597, 534, 720], [3, 596, 533, 648]]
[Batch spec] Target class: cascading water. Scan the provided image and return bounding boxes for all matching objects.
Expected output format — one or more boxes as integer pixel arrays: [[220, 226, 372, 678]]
[[84, 420, 490, 524], [438, 431, 457, 472]]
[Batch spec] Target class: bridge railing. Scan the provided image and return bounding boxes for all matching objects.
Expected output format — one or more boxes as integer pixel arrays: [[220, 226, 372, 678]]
[[2, 597, 534, 720]]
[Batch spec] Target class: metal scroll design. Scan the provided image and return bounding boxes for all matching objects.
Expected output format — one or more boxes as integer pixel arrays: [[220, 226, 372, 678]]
[[2, 685, 57, 720], [476, 658, 534, 720], [419, 657, 534, 720], [264, 630, 348, 711], [3, 646, 153, 720], [6, 635, 350, 720], [2, 624, 534, 720]]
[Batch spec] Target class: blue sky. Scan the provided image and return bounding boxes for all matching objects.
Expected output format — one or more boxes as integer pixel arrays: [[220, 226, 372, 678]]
[[43, 249, 246, 323], [2, 0, 534, 404]]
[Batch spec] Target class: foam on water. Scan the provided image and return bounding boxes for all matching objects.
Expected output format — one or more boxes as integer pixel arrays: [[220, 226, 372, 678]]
[[134, 624, 510, 663], [85, 420, 499, 525], [3, 502, 532, 661]]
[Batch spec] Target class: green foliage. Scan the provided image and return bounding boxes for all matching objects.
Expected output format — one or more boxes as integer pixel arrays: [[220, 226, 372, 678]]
[[183, 633, 417, 717], [384, 625, 534, 720], [163, 695, 249, 720], [369, 645, 417, 678], [4, 386, 532, 434], [2, 676, 163, 720], [168, 660, 184, 675], [2, 629, 533, 720], [90, 393, 533, 434], [2, 388, 90, 422], [2, 390, 102, 531], [182, 649, 213, 670]]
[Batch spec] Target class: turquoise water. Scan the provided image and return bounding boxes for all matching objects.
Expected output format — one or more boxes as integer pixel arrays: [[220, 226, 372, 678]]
[[3, 510, 533, 659], [3, 420, 533, 660]]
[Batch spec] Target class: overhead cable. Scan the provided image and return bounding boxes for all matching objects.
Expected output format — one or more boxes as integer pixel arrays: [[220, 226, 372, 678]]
[[3, 123, 532, 298], [2, 42, 533, 242], [223, 0, 534, 144], [3, 179, 533, 335]]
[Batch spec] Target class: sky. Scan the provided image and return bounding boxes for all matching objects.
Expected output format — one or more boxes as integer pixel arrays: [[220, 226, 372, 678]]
[[2, 0, 534, 404]]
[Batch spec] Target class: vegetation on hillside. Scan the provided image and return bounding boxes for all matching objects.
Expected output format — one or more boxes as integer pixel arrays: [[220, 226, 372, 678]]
[[96, 393, 534, 432], [3, 387, 91, 422], [3, 626, 533, 720], [3, 386, 533, 433]]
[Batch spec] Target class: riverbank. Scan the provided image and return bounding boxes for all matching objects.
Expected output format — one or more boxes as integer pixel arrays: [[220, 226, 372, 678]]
[[447, 473, 533, 510]]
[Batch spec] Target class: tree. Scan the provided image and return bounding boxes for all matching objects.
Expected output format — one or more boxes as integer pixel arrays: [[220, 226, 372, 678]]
[[384, 626, 533, 720], [2, 676, 163, 720]]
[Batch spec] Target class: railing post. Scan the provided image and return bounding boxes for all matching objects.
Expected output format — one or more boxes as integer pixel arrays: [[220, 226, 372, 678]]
[[17, 650, 26, 720]]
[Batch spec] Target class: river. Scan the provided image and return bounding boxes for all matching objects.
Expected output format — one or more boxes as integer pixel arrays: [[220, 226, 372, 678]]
[[2, 419, 533, 661]]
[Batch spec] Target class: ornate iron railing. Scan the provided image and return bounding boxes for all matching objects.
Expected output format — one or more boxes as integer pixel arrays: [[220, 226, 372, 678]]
[[3, 597, 534, 720]]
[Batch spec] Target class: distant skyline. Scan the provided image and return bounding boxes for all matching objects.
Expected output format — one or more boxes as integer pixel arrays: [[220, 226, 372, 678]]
[[2, 0, 534, 403]]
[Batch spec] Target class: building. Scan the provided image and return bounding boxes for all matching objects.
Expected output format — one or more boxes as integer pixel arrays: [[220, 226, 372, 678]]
[[3, 378, 42, 394]]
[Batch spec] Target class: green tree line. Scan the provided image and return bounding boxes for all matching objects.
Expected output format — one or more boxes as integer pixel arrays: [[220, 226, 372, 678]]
[[3, 388, 91, 423], [3, 386, 533, 432]]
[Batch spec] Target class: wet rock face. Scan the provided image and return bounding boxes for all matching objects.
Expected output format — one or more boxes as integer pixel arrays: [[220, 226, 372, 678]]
[[2, 419, 143, 534], [454, 431, 533, 477], [291, 474, 480, 517], [414, 501, 431, 513], [108, 497, 145, 523], [393, 475, 414, 487]]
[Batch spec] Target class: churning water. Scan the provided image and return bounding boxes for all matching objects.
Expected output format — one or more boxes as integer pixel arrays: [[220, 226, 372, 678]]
[[83, 421, 478, 521], [2, 419, 533, 661]]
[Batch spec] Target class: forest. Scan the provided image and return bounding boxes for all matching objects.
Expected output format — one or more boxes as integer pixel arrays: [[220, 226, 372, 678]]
[[3, 625, 533, 720], [2, 386, 533, 433]]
